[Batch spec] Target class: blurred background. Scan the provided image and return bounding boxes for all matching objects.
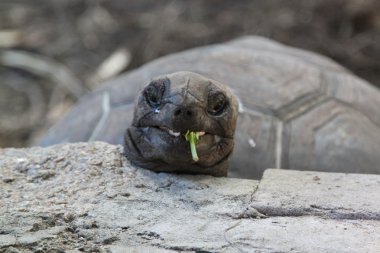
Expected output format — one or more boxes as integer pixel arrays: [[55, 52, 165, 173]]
[[0, 0, 379, 148]]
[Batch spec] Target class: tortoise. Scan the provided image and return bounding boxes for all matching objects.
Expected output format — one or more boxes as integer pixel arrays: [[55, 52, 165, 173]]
[[39, 36, 380, 179]]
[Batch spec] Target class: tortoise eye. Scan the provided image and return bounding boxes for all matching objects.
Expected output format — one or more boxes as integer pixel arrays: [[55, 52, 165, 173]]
[[208, 92, 228, 116], [144, 81, 165, 108]]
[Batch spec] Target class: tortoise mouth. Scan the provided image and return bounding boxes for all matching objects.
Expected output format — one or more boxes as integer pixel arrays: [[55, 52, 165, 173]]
[[152, 125, 222, 142], [124, 125, 233, 168], [158, 126, 182, 137], [146, 125, 224, 148]]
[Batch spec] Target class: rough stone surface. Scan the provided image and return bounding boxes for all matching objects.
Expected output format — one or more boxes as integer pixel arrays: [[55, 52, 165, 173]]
[[0, 142, 379, 252], [252, 169, 380, 220]]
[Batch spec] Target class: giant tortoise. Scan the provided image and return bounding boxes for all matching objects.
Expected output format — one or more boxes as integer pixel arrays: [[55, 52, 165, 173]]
[[40, 36, 380, 179]]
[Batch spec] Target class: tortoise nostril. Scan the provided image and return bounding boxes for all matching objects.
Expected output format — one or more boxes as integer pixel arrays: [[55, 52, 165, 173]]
[[173, 107, 194, 119]]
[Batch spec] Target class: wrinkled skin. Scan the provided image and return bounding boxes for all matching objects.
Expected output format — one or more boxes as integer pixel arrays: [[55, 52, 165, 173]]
[[124, 71, 239, 176]]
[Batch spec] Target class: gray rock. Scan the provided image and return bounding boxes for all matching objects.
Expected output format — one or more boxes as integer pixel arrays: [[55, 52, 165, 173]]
[[252, 169, 380, 219], [105, 245, 181, 253], [0, 142, 379, 252]]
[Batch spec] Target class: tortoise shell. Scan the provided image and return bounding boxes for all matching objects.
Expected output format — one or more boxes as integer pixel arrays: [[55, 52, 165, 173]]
[[40, 36, 380, 179]]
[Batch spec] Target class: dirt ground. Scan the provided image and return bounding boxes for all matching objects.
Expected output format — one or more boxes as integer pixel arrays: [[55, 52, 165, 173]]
[[0, 0, 379, 147]]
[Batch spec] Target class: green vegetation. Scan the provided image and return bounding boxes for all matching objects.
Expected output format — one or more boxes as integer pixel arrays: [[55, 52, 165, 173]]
[[185, 130, 200, 162]]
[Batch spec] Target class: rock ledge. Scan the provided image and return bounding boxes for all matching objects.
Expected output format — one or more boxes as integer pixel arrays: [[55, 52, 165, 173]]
[[1, 142, 379, 252]]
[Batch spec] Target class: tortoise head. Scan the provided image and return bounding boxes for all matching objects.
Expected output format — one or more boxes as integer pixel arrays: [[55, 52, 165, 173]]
[[124, 71, 239, 176]]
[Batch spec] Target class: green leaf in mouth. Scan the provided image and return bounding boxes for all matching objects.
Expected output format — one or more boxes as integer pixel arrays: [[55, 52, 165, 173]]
[[184, 130, 201, 162]]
